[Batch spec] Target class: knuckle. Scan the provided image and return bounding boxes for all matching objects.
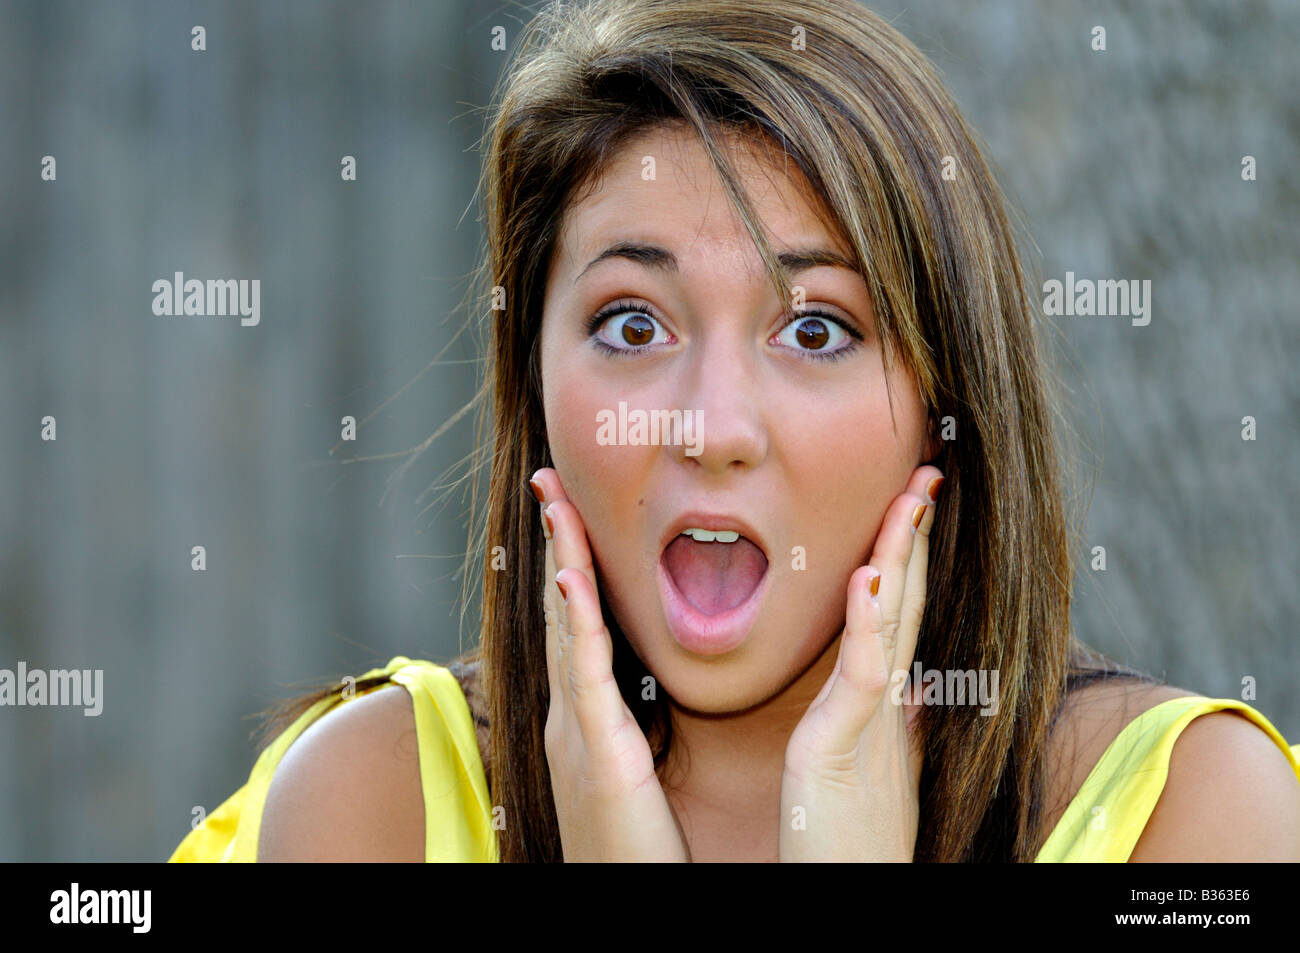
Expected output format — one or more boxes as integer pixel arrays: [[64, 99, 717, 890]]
[[860, 661, 892, 694], [567, 668, 590, 702], [568, 660, 613, 704], [843, 654, 889, 694], [878, 619, 901, 656]]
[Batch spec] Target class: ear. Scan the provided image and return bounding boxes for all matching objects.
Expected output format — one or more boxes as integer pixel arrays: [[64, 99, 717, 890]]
[[922, 414, 942, 463]]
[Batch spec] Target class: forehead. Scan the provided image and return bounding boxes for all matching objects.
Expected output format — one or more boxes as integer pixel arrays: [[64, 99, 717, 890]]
[[554, 123, 848, 277]]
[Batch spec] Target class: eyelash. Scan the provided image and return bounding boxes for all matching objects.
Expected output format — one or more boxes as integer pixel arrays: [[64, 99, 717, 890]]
[[584, 298, 864, 363]]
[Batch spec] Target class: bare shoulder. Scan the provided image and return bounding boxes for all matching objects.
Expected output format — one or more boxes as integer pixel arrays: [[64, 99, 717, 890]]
[[258, 684, 424, 862], [1128, 694, 1300, 860], [1041, 679, 1300, 860]]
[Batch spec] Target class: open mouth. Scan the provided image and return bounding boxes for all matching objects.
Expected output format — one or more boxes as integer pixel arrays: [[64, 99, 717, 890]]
[[661, 532, 768, 614], [657, 529, 771, 657]]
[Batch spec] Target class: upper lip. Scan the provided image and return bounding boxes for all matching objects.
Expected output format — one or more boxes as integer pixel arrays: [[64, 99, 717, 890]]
[[659, 511, 771, 561]]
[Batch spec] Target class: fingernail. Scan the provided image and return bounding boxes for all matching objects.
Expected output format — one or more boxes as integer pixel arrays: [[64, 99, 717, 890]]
[[528, 476, 545, 504], [543, 505, 555, 540], [926, 476, 944, 503], [556, 575, 569, 603], [868, 570, 881, 600], [911, 503, 926, 532]]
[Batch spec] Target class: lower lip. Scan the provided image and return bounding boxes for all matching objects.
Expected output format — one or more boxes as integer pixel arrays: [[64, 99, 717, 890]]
[[656, 545, 771, 657]]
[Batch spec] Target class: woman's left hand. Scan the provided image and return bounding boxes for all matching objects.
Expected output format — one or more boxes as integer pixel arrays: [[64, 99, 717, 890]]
[[778, 466, 944, 862]]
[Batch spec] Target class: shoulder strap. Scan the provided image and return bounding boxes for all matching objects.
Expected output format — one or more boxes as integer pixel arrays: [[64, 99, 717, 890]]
[[169, 656, 472, 862], [389, 660, 498, 861], [1035, 696, 1300, 862]]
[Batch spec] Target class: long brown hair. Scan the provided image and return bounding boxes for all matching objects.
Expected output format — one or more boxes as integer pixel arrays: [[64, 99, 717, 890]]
[[258, 0, 1157, 862]]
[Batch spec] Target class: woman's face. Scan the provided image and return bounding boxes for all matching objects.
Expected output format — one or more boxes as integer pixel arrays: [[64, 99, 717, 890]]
[[540, 122, 936, 714]]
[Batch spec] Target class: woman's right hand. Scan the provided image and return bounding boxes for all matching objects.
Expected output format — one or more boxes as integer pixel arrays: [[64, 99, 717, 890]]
[[530, 467, 691, 862]]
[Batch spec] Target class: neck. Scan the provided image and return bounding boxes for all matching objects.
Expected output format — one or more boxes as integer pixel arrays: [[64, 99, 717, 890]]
[[655, 630, 843, 855]]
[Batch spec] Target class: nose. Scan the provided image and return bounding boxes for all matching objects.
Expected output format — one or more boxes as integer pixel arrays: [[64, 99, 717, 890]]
[[668, 325, 769, 473]]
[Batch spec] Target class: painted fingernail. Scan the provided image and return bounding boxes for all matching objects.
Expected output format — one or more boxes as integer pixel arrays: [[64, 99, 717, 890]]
[[556, 575, 569, 603], [926, 476, 944, 503], [543, 505, 555, 540], [868, 571, 881, 600], [911, 503, 926, 532], [529, 476, 546, 504]]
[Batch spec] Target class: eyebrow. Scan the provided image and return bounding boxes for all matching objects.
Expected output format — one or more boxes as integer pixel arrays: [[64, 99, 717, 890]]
[[572, 240, 860, 286]]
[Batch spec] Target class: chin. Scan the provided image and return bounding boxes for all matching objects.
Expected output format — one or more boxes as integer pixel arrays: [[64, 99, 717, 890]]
[[625, 625, 821, 716]]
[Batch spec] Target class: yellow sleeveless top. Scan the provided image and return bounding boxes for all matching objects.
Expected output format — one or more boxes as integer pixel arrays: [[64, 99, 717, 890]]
[[169, 657, 498, 862], [168, 656, 1300, 862]]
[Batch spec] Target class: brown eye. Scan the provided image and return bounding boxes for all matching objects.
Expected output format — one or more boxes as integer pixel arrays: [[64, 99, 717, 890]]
[[587, 301, 671, 357], [774, 309, 862, 363], [793, 317, 830, 350], [621, 314, 655, 346]]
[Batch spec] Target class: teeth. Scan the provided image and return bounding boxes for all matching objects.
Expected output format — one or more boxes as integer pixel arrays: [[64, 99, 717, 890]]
[[682, 528, 741, 543]]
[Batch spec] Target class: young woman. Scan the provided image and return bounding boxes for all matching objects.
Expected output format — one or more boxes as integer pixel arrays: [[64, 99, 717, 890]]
[[170, 0, 1300, 862]]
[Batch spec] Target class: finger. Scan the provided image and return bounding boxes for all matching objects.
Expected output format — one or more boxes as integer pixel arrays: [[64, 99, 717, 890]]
[[532, 467, 592, 593], [535, 468, 582, 706], [899, 465, 941, 670], [554, 565, 626, 743], [547, 499, 600, 597], [897, 474, 941, 676], [909, 466, 945, 508], [815, 564, 890, 748], [547, 498, 609, 703], [871, 489, 931, 663], [531, 470, 565, 709], [534, 469, 611, 710]]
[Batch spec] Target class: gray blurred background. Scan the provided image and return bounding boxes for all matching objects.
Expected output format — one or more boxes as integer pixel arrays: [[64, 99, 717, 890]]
[[0, 0, 1295, 861]]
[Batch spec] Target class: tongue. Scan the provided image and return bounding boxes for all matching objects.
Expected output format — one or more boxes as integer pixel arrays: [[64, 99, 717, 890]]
[[663, 535, 767, 615]]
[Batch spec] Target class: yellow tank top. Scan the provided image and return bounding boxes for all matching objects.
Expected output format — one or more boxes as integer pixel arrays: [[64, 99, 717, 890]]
[[1034, 693, 1300, 861], [168, 657, 498, 862], [167, 656, 1300, 862]]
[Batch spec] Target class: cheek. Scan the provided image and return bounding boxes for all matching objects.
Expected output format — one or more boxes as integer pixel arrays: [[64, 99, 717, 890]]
[[543, 361, 645, 549], [776, 385, 916, 580], [544, 366, 599, 477], [783, 387, 910, 496]]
